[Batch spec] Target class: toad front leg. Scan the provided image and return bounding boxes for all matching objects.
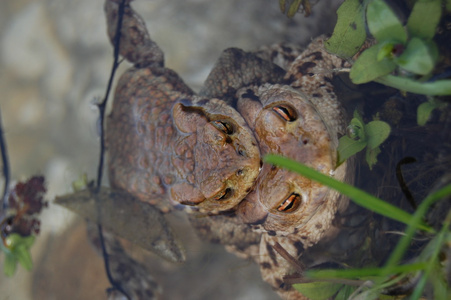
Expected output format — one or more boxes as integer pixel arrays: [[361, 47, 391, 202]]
[[199, 47, 287, 104]]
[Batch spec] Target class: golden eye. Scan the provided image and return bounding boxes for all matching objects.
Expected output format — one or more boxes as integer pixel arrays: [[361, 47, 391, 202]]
[[213, 188, 233, 201], [272, 105, 297, 122], [276, 193, 301, 213], [211, 120, 234, 135]]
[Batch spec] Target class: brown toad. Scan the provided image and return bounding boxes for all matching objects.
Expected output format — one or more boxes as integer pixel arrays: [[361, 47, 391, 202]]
[[236, 37, 352, 240], [240, 38, 354, 300], [193, 38, 354, 299], [105, 0, 267, 213]]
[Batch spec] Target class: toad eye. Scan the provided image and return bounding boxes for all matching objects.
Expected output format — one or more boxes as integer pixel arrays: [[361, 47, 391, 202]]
[[276, 193, 301, 213], [213, 188, 233, 201], [211, 120, 234, 135], [272, 105, 297, 122]]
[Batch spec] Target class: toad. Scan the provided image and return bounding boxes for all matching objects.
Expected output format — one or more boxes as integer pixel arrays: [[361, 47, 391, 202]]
[[193, 36, 354, 300], [105, 0, 268, 214]]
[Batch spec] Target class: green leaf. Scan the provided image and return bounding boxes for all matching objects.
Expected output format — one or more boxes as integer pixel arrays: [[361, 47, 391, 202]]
[[375, 75, 451, 96], [3, 253, 18, 277], [350, 44, 397, 84], [4, 233, 22, 250], [4, 234, 35, 251], [279, 0, 286, 13], [352, 110, 365, 126], [447, 0, 451, 12], [263, 154, 432, 231], [305, 262, 428, 279], [334, 285, 356, 300], [337, 136, 367, 164], [417, 101, 438, 126], [72, 173, 88, 192], [350, 110, 366, 140], [325, 0, 366, 57], [364, 120, 391, 149], [366, 146, 381, 170], [396, 38, 438, 75], [287, 0, 303, 18], [293, 281, 342, 300], [376, 42, 395, 61], [15, 246, 33, 271], [407, 0, 442, 40], [366, 0, 407, 43], [20, 235, 36, 249], [348, 289, 384, 300]]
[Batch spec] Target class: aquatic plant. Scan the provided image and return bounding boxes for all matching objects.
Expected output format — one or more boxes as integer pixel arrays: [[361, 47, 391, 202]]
[[337, 110, 391, 169], [326, 0, 451, 96]]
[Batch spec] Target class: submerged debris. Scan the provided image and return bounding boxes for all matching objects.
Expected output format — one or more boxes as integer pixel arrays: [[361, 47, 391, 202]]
[[55, 187, 185, 263]]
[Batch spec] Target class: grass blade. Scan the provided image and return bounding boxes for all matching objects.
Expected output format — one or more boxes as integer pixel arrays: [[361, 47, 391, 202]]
[[305, 262, 427, 279], [264, 154, 432, 231]]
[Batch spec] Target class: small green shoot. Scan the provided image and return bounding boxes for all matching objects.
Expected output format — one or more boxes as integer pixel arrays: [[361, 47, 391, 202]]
[[417, 98, 446, 126], [0, 176, 47, 277], [326, 0, 450, 96], [71, 173, 89, 192], [0, 234, 35, 277], [337, 110, 390, 169], [351, 0, 440, 84]]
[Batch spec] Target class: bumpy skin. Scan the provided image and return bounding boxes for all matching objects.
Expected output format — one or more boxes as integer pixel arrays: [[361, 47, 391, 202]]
[[193, 38, 354, 300], [244, 39, 353, 300], [237, 38, 351, 239], [199, 47, 286, 102], [105, 0, 261, 213], [105, 1, 353, 299]]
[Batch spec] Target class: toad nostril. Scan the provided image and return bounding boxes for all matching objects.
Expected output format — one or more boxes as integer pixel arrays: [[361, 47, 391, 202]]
[[302, 139, 309, 145], [236, 169, 244, 176]]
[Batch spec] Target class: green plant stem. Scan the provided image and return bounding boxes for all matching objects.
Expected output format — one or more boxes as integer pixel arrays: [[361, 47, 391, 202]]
[[375, 75, 451, 96], [264, 154, 432, 232], [305, 262, 427, 279]]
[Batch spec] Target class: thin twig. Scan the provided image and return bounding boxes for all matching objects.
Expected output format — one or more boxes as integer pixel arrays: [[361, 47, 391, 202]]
[[0, 109, 10, 212], [396, 157, 417, 209], [95, 1, 130, 299], [96, 0, 126, 192], [272, 241, 305, 273], [283, 274, 367, 287]]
